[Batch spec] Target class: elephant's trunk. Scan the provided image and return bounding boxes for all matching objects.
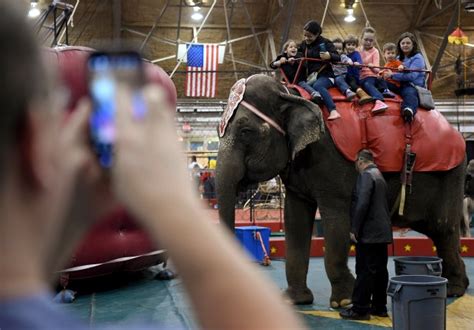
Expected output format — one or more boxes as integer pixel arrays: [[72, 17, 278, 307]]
[[216, 148, 245, 230]]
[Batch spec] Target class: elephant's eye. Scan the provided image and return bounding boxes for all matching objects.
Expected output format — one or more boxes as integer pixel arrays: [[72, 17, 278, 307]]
[[239, 127, 253, 138]]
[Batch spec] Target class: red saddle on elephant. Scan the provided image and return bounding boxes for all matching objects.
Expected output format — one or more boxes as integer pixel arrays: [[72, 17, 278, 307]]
[[320, 89, 465, 172]]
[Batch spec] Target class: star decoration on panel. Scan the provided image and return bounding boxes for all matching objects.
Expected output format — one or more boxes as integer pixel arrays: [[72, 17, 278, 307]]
[[270, 246, 277, 254], [404, 244, 412, 252], [461, 245, 469, 253]]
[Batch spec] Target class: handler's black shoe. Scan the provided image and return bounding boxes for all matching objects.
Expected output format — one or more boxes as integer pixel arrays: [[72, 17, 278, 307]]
[[339, 308, 370, 320], [370, 307, 389, 317]]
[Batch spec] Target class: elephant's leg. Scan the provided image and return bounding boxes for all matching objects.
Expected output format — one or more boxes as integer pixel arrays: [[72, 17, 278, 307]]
[[284, 190, 317, 305], [411, 221, 469, 297], [319, 201, 355, 308]]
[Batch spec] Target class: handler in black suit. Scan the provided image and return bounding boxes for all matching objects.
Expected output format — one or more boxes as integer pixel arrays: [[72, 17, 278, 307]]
[[340, 149, 393, 320]]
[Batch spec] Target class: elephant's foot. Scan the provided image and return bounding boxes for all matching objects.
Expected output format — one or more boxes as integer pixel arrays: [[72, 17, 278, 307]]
[[329, 274, 354, 309], [284, 287, 314, 305], [447, 280, 469, 297], [446, 273, 469, 297], [330, 298, 352, 309]]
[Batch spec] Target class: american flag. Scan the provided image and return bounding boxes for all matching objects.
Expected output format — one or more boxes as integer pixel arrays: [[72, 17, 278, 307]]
[[185, 43, 218, 98]]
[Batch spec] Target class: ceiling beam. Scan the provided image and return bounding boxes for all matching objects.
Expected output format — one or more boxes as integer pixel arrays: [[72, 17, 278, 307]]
[[124, 22, 267, 29], [431, 2, 459, 78], [410, 0, 431, 30], [139, 0, 170, 52], [418, 0, 457, 27]]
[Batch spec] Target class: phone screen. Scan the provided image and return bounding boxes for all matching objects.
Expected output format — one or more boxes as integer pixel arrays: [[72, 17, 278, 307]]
[[88, 51, 145, 167]]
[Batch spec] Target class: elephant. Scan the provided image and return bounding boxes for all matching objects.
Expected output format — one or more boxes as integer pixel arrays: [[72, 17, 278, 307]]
[[216, 74, 469, 307]]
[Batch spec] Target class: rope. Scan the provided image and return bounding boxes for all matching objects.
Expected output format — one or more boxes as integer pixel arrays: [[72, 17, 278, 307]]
[[255, 231, 271, 266], [320, 0, 330, 27]]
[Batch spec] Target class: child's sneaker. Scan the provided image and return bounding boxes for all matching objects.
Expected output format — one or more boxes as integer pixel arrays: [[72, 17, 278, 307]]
[[327, 110, 341, 121], [382, 89, 396, 98], [311, 91, 323, 104], [371, 100, 388, 114], [345, 89, 356, 101], [403, 107, 414, 123]]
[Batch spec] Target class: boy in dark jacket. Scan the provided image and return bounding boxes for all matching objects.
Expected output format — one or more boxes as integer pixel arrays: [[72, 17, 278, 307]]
[[271, 39, 321, 102]]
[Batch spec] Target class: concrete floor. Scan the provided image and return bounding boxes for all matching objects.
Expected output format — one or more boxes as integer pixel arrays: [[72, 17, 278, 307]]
[[59, 252, 474, 329]]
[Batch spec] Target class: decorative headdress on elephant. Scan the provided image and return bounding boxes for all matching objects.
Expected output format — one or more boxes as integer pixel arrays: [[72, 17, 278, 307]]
[[219, 74, 325, 160]]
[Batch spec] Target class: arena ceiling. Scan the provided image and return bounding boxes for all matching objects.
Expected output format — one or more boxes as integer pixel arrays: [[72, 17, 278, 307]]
[[31, 0, 473, 102]]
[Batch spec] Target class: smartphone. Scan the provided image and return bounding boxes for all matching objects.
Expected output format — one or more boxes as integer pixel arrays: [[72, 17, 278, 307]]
[[87, 51, 145, 168]]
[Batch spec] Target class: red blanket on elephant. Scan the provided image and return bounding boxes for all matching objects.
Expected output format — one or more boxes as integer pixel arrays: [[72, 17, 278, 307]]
[[321, 90, 465, 172]]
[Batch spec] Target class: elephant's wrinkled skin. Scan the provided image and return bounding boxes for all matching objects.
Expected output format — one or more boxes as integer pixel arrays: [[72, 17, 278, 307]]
[[216, 74, 469, 306]]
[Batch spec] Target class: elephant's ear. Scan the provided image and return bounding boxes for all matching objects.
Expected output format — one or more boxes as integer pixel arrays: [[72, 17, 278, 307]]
[[279, 92, 325, 160]]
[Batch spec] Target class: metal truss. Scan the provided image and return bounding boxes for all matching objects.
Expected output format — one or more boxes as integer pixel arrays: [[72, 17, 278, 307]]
[[33, 0, 78, 47]]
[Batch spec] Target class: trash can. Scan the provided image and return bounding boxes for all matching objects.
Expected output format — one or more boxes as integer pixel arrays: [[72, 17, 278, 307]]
[[394, 256, 443, 276], [387, 275, 447, 330]]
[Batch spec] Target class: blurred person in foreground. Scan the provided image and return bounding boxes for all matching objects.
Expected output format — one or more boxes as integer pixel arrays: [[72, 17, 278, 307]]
[[0, 1, 304, 329]]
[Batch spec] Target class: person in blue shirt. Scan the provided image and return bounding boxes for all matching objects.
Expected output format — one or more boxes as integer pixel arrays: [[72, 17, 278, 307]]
[[382, 32, 427, 122]]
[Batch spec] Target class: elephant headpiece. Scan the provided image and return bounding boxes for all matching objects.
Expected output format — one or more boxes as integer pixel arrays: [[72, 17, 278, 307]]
[[219, 74, 325, 159]]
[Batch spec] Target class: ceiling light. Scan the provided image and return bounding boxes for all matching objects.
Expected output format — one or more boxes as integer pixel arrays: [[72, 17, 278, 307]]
[[344, 8, 356, 23], [28, 1, 41, 18], [191, 12, 204, 20]]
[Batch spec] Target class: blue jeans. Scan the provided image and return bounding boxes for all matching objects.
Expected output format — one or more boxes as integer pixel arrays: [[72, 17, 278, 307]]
[[387, 82, 419, 116], [361, 76, 384, 101], [335, 75, 350, 94], [311, 76, 336, 112], [297, 81, 318, 95]]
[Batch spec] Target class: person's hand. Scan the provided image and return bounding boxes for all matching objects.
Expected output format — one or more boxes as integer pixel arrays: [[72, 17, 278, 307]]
[[397, 64, 404, 71], [350, 232, 358, 243], [353, 61, 360, 66], [279, 57, 287, 65], [43, 98, 106, 273], [113, 85, 197, 224], [288, 57, 295, 64], [320, 51, 331, 60], [367, 63, 374, 68], [383, 69, 393, 79], [347, 59, 353, 65]]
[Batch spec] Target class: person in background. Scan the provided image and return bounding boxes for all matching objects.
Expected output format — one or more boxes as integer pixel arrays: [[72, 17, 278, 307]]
[[382, 32, 427, 123], [0, 2, 304, 329], [331, 37, 357, 101], [344, 35, 373, 105], [340, 149, 392, 321], [188, 155, 202, 193], [378, 42, 402, 97], [271, 39, 322, 102], [462, 160, 474, 237], [299, 19, 342, 120], [359, 27, 391, 114]]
